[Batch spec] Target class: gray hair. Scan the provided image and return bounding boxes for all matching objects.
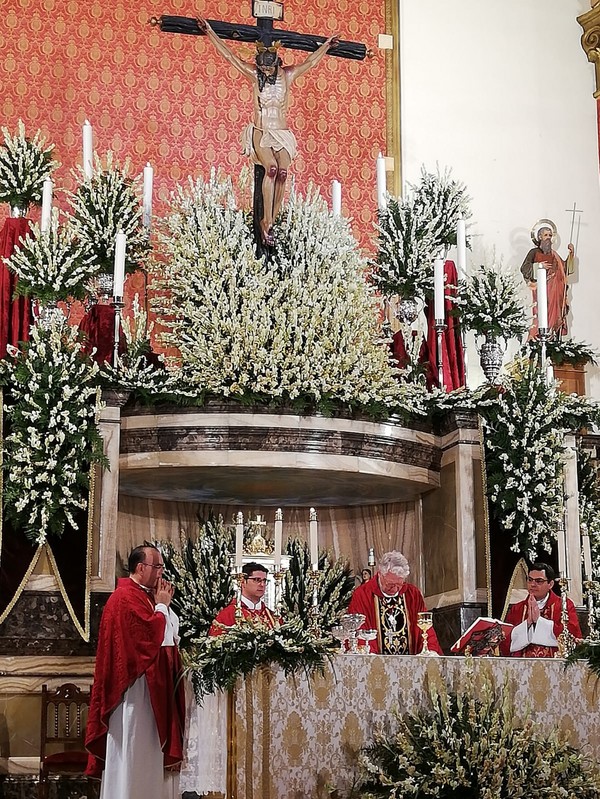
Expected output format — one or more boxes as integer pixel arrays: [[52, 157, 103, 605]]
[[379, 551, 410, 579]]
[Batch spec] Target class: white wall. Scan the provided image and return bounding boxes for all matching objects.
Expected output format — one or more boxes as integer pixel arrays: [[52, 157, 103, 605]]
[[399, 0, 600, 394]]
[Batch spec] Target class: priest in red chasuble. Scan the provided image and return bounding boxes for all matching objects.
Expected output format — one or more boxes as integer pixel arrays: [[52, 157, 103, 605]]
[[348, 551, 442, 655], [210, 561, 278, 633], [85, 544, 186, 799], [502, 562, 582, 658]]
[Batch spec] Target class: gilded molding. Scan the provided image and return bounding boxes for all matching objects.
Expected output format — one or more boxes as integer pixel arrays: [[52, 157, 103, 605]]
[[385, 0, 402, 195], [578, 3, 600, 98]]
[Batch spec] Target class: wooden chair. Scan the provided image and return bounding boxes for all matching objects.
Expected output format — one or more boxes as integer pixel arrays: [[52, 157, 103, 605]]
[[38, 682, 94, 799]]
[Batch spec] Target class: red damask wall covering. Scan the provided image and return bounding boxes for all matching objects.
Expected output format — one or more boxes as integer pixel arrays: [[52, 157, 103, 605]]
[[0, 0, 387, 235]]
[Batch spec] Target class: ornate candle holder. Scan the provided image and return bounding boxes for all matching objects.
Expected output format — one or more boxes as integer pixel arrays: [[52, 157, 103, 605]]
[[556, 575, 576, 658], [308, 565, 321, 636], [434, 320, 447, 390], [584, 579, 600, 642], [112, 295, 124, 370], [537, 326, 549, 381], [229, 560, 244, 625], [417, 611, 436, 656], [273, 557, 289, 620], [340, 613, 366, 653]]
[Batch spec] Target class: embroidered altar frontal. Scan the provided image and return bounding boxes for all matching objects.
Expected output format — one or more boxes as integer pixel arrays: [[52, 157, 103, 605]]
[[232, 655, 600, 798]]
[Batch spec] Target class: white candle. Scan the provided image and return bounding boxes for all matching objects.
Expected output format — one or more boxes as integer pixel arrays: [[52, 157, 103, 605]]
[[434, 258, 445, 322], [274, 508, 282, 571], [456, 217, 467, 281], [309, 507, 318, 568], [557, 525, 567, 578], [583, 534, 593, 580], [113, 231, 127, 298], [143, 162, 153, 230], [536, 265, 548, 331], [368, 547, 375, 567], [82, 119, 93, 179], [235, 512, 244, 568], [331, 179, 342, 216], [376, 152, 386, 211], [40, 177, 53, 233]]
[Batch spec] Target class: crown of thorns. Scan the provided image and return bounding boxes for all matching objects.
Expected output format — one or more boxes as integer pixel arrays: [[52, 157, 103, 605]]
[[256, 40, 282, 53]]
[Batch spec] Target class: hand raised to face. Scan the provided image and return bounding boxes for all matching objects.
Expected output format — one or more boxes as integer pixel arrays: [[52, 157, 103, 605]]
[[154, 578, 175, 606]]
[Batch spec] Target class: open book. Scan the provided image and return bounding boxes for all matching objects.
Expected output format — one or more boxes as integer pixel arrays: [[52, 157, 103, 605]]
[[451, 617, 513, 656]]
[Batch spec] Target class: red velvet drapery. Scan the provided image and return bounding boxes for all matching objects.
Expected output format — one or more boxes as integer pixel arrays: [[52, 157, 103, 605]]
[[0, 217, 31, 357]]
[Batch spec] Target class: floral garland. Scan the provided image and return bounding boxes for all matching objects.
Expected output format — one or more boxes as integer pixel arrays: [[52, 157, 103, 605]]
[[454, 262, 527, 341], [151, 174, 402, 411], [0, 120, 58, 211], [359, 668, 600, 797], [159, 514, 351, 700], [4, 219, 98, 304], [68, 152, 150, 275], [0, 316, 106, 545]]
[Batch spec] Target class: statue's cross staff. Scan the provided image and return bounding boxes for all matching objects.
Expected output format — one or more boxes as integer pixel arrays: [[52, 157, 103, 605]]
[[150, 3, 368, 254], [564, 201, 583, 276]]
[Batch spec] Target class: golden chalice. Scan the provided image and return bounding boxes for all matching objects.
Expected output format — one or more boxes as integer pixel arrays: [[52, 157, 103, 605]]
[[417, 611, 435, 656]]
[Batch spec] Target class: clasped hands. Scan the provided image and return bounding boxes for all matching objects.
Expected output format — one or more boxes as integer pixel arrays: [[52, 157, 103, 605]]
[[154, 578, 175, 606], [526, 592, 540, 626]]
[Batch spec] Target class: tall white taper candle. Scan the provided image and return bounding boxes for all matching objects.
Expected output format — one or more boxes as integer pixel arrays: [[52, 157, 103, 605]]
[[434, 258, 445, 321], [557, 524, 567, 578], [40, 177, 53, 233], [536, 265, 548, 331], [113, 232, 127, 297], [456, 218, 467, 281], [309, 507, 318, 568], [332, 179, 342, 216], [274, 508, 283, 570], [82, 120, 93, 179], [235, 512, 244, 568], [376, 153, 386, 211], [143, 162, 153, 230], [583, 534, 593, 580]]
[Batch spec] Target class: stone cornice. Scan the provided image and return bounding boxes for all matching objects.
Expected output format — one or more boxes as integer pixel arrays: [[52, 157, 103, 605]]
[[578, 3, 600, 98]]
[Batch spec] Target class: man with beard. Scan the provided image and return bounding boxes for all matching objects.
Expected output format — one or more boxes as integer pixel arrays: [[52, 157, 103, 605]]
[[200, 18, 337, 246], [521, 222, 574, 339]]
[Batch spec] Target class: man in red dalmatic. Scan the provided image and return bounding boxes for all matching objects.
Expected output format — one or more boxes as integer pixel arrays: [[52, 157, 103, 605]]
[[502, 562, 582, 658], [348, 551, 442, 655], [210, 561, 277, 634], [85, 544, 186, 799]]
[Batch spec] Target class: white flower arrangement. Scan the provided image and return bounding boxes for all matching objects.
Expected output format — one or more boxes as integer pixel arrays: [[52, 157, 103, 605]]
[[482, 358, 574, 557], [0, 120, 58, 211], [3, 218, 97, 304], [68, 152, 150, 275], [150, 173, 403, 410], [376, 166, 470, 300], [1, 316, 106, 545], [455, 262, 527, 341]]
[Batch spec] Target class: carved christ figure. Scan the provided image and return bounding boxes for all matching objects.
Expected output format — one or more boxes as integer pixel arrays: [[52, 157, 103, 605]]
[[200, 19, 337, 246]]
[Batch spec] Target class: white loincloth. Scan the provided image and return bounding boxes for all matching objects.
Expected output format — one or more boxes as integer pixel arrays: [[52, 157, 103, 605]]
[[242, 124, 298, 162]]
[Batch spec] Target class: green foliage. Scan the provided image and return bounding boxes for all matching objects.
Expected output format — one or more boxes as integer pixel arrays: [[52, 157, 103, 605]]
[[0, 120, 58, 210], [184, 616, 336, 700], [159, 514, 234, 648], [525, 338, 598, 368], [68, 152, 150, 275], [455, 263, 527, 341], [359, 669, 600, 798], [282, 537, 354, 633], [0, 318, 106, 545]]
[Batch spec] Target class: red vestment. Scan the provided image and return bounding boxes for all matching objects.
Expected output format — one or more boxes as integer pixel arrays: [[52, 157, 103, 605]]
[[502, 590, 581, 658], [348, 574, 442, 655], [85, 578, 186, 776], [209, 598, 278, 635]]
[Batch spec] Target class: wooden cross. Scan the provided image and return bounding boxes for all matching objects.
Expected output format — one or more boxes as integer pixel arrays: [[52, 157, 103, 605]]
[[151, 4, 367, 254]]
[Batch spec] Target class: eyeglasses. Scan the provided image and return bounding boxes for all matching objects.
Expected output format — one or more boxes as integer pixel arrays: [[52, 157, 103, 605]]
[[142, 562, 165, 570], [246, 577, 268, 584], [527, 577, 549, 584]]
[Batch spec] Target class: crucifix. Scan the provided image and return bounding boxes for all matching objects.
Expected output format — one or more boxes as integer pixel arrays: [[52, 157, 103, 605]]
[[151, 3, 367, 255]]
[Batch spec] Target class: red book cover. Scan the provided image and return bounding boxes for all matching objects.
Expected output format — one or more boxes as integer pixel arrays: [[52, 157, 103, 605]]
[[451, 617, 513, 656]]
